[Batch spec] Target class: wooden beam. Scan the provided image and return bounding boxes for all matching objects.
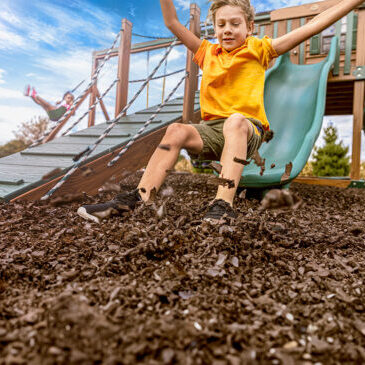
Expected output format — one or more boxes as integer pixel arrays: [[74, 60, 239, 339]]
[[271, 0, 342, 21], [42, 88, 91, 144], [88, 56, 98, 127], [294, 176, 351, 188], [115, 19, 132, 118], [350, 9, 365, 180], [95, 87, 110, 122], [183, 4, 201, 123], [12, 122, 178, 202]]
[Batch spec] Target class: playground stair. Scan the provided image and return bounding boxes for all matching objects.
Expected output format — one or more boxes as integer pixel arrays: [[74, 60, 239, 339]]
[[0, 95, 200, 202]]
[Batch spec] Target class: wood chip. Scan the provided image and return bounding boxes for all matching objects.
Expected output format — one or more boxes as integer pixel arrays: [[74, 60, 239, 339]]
[[149, 187, 157, 201], [81, 167, 94, 177], [208, 177, 235, 189], [42, 168, 63, 181], [281, 162, 293, 182], [158, 144, 171, 151], [209, 161, 222, 174], [233, 157, 250, 166]]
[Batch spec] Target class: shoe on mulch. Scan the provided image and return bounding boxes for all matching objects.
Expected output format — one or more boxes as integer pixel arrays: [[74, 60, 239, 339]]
[[77, 189, 141, 223], [203, 199, 236, 223]]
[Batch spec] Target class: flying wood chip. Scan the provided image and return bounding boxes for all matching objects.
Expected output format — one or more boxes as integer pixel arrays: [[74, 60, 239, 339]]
[[233, 157, 250, 166], [209, 161, 222, 174], [81, 167, 94, 177], [98, 182, 121, 193], [149, 187, 157, 201], [158, 144, 171, 151], [42, 168, 63, 181], [281, 162, 293, 182], [252, 152, 266, 176], [50, 193, 84, 207], [259, 159, 266, 176], [209, 177, 235, 189]]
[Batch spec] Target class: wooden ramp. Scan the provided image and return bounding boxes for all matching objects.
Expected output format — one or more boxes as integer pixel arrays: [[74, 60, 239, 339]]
[[0, 96, 199, 202]]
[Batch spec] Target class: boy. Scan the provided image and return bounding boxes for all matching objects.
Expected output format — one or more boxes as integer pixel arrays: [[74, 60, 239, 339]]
[[77, 0, 363, 224]]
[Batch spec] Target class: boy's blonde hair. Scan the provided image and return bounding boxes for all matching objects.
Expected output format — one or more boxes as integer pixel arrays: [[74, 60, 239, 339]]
[[208, 0, 255, 25]]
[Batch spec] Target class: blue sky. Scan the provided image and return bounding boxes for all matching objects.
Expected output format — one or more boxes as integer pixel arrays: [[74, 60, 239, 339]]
[[0, 0, 361, 159]]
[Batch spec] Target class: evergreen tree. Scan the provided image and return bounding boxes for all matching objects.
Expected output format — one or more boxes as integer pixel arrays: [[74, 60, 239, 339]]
[[312, 124, 350, 177]]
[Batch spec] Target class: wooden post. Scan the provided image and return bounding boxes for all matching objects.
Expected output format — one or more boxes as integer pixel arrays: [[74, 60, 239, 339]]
[[182, 4, 201, 123], [95, 87, 110, 121], [350, 9, 365, 180], [88, 54, 98, 127], [115, 19, 132, 118]]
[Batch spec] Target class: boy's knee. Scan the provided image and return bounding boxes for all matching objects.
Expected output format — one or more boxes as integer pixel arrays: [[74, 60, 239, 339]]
[[164, 123, 189, 146], [224, 114, 250, 135]]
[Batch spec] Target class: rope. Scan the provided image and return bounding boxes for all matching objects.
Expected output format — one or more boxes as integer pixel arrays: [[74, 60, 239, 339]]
[[30, 29, 122, 148], [61, 78, 119, 136], [108, 72, 188, 167], [132, 32, 173, 40], [129, 68, 185, 83], [162, 58, 168, 103], [70, 80, 86, 93], [146, 51, 150, 108], [41, 29, 185, 201]]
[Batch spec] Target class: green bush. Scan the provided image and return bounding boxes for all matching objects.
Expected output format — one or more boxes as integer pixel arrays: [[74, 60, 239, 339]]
[[312, 125, 350, 177]]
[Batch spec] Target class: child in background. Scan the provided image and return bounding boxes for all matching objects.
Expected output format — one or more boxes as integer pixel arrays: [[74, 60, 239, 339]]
[[24, 86, 74, 121], [77, 0, 364, 224]]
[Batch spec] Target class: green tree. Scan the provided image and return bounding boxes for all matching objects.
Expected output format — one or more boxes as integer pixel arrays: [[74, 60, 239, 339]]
[[312, 124, 350, 177], [0, 117, 49, 158]]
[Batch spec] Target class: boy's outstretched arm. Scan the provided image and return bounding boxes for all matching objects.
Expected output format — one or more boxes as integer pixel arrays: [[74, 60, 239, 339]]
[[272, 0, 364, 56], [160, 0, 202, 54]]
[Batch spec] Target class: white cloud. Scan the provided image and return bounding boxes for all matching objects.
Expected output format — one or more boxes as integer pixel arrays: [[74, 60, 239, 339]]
[[175, 0, 191, 11], [0, 69, 5, 84], [0, 105, 42, 144], [37, 49, 92, 83], [0, 23, 25, 50], [0, 9, 21, 25], [0, 86, 23, 99]]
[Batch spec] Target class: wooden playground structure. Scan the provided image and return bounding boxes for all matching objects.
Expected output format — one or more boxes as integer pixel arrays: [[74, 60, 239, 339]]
[[3, 0, 365, 202], [63, 0, 365, 184]]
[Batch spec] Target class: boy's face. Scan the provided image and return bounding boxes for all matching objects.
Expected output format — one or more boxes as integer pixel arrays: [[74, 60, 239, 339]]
[[214, 5, 253, 52]]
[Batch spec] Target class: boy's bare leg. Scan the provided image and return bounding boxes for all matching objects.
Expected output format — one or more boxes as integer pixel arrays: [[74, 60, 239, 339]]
[[215, 114, 253, 205], [137, 123, 203, 201], [31, 95, 55, 112]]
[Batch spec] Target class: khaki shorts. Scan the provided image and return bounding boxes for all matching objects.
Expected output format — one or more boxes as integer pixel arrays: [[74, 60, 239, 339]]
[[188, 118, 263, 161]]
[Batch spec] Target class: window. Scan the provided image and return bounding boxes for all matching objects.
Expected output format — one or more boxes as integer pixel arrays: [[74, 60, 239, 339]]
[[321, 18, 347, 53]]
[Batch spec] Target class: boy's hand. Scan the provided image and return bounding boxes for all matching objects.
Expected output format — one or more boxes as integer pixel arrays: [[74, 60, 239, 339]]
[[160, 0, 202, 54], [272, 0, 364, 56]]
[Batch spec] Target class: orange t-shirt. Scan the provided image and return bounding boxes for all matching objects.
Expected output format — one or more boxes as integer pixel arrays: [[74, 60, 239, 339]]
[[193, 36, 278, 132]]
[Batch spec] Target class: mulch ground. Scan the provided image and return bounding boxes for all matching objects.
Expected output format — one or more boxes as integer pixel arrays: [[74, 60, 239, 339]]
[[1, 171, 365, 365]]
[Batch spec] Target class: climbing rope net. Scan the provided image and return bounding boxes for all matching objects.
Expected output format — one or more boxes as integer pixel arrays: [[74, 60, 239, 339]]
[[41, 19, 192, 200], [30, 29, 123, 147]]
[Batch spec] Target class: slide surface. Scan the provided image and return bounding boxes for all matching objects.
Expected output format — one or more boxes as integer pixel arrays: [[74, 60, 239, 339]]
[[240, 37, 337, 188]]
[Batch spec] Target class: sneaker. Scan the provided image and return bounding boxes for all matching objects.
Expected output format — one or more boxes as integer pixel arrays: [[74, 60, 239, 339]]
[[24, 85, 31, 96], [77, 189, 141, 223], [203, 199, 236, 223], [31, 87, 37, 98]]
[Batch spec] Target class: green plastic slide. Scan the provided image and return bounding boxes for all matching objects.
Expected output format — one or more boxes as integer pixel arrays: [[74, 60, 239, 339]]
[[240, 37, 338, 188]]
